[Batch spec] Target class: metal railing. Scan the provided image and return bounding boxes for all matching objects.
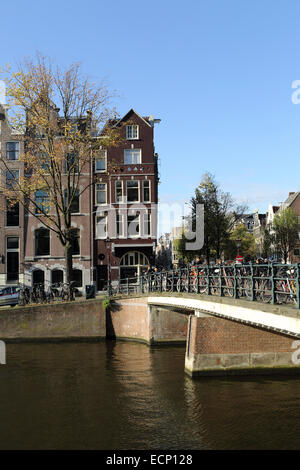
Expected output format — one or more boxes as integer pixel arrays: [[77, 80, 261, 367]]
[[105, 263, 300, 308], [17, 281, 81, 305]]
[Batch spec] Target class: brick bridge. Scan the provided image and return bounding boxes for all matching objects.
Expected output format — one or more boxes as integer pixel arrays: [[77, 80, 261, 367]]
[[109, 293, 300, 377]]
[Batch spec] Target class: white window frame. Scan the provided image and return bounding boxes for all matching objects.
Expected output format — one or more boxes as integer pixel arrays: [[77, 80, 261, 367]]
[[124, 149, 141, 164], [95, 183, 107, 205], [126, 125, 139, 140], [96, 215, 108, 239], [142, 212, 151, 238], [95, 150, 107, 173], [127, 212, 140, 238], [126, 180, 140, 203], [6, 141, 20, 160], [116, 212, 125, 238], [142, 180, 151, 203], [115, 180, 123, 203]]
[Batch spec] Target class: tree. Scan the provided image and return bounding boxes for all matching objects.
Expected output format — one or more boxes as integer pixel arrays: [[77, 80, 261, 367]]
[[172, 229, 195, 265], [189, 173, 247, 264], [272, 207, 299, 263], [262, 226, 275, 259], [0, 54, 120, 296], [223, 224, 256, 260]]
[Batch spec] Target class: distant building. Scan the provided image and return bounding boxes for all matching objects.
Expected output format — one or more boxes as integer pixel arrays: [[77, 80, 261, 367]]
[[170, 226, 183, 266], [253, 209, 266, 257], [156, 232, 172, 269]]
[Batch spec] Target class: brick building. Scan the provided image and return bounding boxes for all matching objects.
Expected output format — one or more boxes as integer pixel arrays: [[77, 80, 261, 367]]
[[0, 107, 160, 291], [0, 104, 25, 285], [93, 109, 160, 289]]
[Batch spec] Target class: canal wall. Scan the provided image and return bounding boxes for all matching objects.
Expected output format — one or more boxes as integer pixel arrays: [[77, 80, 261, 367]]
[[185, 312, 300, 377], [0, 299, 105, 341], [107, 297, 188, 344]]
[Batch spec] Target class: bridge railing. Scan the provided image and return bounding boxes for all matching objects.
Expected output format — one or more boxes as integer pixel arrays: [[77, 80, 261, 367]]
[[105, 263, 300, 308]]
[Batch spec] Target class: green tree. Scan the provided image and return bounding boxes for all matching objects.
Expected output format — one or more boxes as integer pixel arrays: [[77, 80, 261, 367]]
[[262, 226, 275, 259], [189, 173, 247, 264], [223, 224, 256, 260], [273, 207, 299, 263]]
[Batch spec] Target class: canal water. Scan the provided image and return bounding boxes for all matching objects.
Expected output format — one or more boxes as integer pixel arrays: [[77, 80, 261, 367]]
[[0, 341, 300, 450]]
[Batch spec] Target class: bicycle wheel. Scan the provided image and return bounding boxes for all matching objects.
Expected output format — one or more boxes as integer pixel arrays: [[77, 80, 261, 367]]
[[243, 278, 252, 299], [261, 279, 272, 303], [198, 275, 208, 294]]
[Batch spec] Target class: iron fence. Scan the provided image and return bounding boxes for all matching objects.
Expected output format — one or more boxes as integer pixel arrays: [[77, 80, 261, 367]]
[[106, 263, 300, 308]]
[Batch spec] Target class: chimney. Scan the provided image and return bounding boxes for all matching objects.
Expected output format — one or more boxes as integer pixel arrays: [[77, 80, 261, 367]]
[[289, 192, 295, 197]]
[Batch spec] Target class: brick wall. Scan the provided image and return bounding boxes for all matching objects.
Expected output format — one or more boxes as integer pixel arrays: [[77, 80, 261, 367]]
[[190, 316, 293, 355], [0, 299, 105, 340]]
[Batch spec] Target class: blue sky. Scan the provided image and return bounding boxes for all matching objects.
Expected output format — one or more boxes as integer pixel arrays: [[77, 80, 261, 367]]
[[1, 0, 300, 231]]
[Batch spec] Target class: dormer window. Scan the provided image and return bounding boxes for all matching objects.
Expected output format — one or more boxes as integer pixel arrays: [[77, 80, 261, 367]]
[[126, 125, 139, 140]]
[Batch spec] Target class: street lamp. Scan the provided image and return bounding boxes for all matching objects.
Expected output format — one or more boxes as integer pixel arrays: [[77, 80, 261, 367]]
[[235, 239, 242, 256], [106, 238, 111, 295]]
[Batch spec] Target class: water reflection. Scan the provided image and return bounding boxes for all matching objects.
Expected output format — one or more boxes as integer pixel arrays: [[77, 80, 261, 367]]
[[0, 341, 300, 449]]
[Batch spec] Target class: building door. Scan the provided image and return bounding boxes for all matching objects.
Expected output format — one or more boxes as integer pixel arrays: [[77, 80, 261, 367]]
[[33, 269, 45, 285], [97, 265, 107, 291], [6, 237, 19, 283]]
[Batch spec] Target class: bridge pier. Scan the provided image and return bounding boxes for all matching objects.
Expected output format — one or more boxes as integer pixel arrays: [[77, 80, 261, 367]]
[[185, 313, 300, 377], [107, 298, 188, 345]]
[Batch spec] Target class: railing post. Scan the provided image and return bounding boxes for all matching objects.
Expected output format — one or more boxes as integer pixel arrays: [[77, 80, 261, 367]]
[[108, 280, 112, 297], [171, 269, 174, 291], [179, 268, 182, 292], [159, 271, 162, 292], [271, 264, 275, 304], [126, 278, 129, 296], [187, 267, 190, 293], [296, 263, 300, 309], [207, 265, 210, 295], [219, 265, 223, 297], [233, 264, 237, 299], [250, 262, 255, 301], [196, 266, 199, 294], [140, 274, 144, 293]]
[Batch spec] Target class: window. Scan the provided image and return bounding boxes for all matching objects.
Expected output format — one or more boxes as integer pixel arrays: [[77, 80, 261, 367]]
[[95, 150, 107, 172], [70, 228, 80, 255], [143, 180, 150, 202], [126, 180, 139, 202], [6, 142, 19, 160], [143, 213, 151, 237], [39, 152, 51, 172], [35, 228, 50, 256], [126, 125, 139, 140], [96, 215, 107, 239], [96, 183, 107, 204], [127, 213, 140, 237], [124, 149, 141, 164], [64, 151, 79, 174], [51, 269, 63, 284], [35, 190, 50, 214], [6, 201, 19, 226], [6, 170, 19, 188], [71, 269, 82, 287], [64, 188, 80, 213], [115, 180, 123, 203], [116, 212, 123, 237], [294, 249, 300, 256], [7, 237, 19, 282]]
